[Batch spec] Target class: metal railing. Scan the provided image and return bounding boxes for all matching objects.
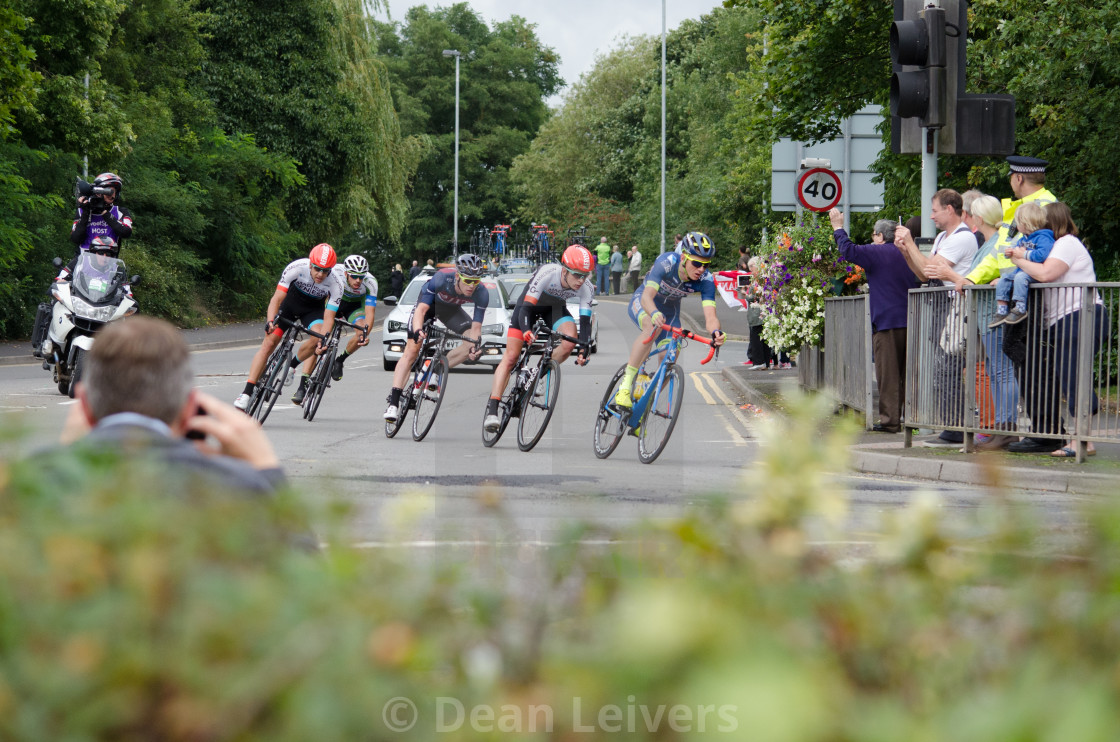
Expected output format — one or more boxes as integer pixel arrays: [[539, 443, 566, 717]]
[[904, 282, 1119, 461], [798, 295, 875, 428]]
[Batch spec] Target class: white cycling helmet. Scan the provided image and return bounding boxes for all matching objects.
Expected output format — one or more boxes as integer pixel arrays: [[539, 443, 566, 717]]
[[343, 254, 368, 275]]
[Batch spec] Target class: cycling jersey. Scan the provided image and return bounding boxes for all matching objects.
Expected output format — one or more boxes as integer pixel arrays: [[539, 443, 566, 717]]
[[417, 268, 489, 324], [70, 205, 134, 254], [278, 258, 344, 311], [510, 263, 593, 342], [636, 252, 717, 309]]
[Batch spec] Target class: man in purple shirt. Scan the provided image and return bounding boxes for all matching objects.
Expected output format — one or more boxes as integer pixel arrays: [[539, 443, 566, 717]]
[[829, 208, 921, 433]]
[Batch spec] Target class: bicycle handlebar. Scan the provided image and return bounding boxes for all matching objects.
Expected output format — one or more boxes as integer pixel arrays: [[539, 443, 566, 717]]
[[275, 315, 326, 341], [420, 318, 481, 347], [332, 316, 369, 340], [528, 318, 591, 351], [642, 324, 720, 365]]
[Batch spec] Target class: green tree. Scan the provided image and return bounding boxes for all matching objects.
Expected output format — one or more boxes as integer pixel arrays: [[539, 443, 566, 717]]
[[372, 3, 561, 260], [198, 0, 422, 243]]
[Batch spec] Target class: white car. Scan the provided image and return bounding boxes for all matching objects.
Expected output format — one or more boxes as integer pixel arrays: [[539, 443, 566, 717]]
[[381, 269, 511, 370], [499, 275, 599, 353]]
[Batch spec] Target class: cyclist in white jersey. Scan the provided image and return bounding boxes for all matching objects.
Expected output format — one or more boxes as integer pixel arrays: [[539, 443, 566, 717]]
[[483, 245, 595, 432], [234, 244, 344, 410], [327, 254, 378, 381]]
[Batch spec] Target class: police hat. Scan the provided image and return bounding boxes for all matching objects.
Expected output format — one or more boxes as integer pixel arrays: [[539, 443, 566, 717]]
[[1006, 155, 1048, 174]]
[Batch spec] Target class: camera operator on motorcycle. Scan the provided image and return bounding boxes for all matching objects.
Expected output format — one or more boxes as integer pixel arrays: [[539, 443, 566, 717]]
[[66, 172, 133, 274]]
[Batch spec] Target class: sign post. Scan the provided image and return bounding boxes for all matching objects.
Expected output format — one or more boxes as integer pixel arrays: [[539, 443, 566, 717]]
[[796, 168, 843, 213]]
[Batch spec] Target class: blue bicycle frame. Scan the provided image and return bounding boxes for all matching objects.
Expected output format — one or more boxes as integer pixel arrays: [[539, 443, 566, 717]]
[[608, 333, 681, 433]]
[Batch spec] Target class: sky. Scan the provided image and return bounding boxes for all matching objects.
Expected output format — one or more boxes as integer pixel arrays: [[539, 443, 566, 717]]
[[375, 1, 724, 105]]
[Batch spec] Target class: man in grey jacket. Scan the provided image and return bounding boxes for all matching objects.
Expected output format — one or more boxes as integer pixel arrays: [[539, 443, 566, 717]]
[[57, 316, 286, 495]]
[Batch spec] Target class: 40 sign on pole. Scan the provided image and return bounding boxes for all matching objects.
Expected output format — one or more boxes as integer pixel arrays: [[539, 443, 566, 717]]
[[796, 168, 843, 212]]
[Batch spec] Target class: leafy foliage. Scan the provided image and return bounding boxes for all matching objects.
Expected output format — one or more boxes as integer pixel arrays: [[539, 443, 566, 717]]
[[5, 393, 1120, 738], [372, 3, 561, 262]]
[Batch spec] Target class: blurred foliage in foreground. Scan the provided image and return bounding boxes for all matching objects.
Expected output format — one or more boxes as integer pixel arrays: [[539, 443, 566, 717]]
[[2, 391, 1120, 740]]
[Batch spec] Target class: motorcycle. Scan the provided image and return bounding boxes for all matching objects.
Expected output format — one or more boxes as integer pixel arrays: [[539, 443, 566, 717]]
[[39, 251, 139, 397]]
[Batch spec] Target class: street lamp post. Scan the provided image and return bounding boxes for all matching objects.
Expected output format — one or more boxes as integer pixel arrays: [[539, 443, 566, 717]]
[[442, 49, 461, 258]]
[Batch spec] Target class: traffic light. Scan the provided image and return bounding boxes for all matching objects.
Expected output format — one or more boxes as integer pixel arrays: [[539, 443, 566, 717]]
[[890, 0, 1015, 156], [890, 5, 947, 128]]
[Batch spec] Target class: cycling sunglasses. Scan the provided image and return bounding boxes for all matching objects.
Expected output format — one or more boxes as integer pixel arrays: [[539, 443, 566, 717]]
[[684, 256, 711, 267], [310, 265, 331, 274], [345, 271, 364, 280], [566, 268, 591, 280], [458, 274, 482, 285]]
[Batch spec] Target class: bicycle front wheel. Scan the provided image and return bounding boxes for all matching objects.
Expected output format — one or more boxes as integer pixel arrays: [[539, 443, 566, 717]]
[[412, 355, 449, 442], [384, 384, 412, 439], [637, 364, 684, 464], [592, 364, 628, 459], [302, 347, 335, 421], [254, 343, 291, 425], [517, 359, 560, 451]]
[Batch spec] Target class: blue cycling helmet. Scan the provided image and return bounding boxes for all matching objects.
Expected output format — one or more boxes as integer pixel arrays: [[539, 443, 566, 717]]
[[455, 253, 485, 278], [681, 231, 715, 260]]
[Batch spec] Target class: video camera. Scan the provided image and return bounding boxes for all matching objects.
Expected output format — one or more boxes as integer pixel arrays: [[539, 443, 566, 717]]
[[75, 177, 114, 211]]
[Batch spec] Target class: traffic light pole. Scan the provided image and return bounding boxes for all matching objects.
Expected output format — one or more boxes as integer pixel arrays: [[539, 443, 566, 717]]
[[922, 128, 938, 241]]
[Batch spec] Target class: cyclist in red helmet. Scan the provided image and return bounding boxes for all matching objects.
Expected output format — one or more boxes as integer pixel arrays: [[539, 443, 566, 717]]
[[482, 244, 595, 432], [235, 244, 345, 410]]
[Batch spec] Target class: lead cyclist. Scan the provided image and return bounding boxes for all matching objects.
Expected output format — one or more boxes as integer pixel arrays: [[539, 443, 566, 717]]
[[612, 231, 726, 409]]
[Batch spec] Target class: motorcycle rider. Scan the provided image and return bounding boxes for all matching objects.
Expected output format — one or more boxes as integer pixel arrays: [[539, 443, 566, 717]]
[[33, 173, 134, 357], [68, 172, 133, 268]]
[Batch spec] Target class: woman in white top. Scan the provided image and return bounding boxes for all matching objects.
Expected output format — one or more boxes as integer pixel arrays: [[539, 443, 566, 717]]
[[1006, 202, 1109, 456]]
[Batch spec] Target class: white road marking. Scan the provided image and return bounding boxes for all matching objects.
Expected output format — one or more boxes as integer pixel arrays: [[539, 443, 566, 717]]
[[690, 371, 749, 446]]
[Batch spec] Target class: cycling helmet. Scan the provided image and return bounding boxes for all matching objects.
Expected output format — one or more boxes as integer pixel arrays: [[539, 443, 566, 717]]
[[455, 253, 485, 278], [681, 231, 715, 260], [93, 172, 123, 198], [561, 244, 595, 274], [343, 254, 368, 275], [309, 243, 337, 270]]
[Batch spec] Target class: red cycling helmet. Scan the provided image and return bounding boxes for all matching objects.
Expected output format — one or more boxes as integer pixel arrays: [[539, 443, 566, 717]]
[[561, 244, 595, 274], [309, 243, 337, 270]]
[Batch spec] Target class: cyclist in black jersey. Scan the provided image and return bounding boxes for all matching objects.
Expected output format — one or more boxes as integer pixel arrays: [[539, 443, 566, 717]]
[[483, 245, 594, 432], [382, 254, 487, 422]]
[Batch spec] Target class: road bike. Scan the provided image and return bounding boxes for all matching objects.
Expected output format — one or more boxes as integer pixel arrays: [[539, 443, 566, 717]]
[[385, 319, 479, 442], [301, 316, 367, 422], [247, 317, 325, 425], [593, 324, 717, 464], [482, 318, 590, 452]]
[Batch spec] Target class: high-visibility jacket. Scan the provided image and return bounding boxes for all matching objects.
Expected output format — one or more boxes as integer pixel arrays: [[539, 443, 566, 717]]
[[966, 187, 1058, 286]]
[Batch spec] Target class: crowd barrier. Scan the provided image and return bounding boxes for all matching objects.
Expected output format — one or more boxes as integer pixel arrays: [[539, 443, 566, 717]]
[[797, 295, 875, 428], [904, 282, 1119, 462]]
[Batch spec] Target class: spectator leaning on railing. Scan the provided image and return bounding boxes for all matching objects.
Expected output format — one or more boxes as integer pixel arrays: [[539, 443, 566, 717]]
[[1004, 202, 1109, 457], [894, 188, 978, 447], [829, 209, 920, 433], [933, 193, 1022, 451]]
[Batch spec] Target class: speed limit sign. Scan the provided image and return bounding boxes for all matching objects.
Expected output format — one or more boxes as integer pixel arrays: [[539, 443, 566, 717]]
[[796, 168, 843, 212]]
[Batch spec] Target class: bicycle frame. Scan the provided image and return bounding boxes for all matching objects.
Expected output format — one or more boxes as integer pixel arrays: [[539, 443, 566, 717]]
[[616, 325, 716, 431]]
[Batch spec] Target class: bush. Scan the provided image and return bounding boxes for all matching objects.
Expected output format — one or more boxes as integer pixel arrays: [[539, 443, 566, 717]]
[[3, 392, 1120, 739]]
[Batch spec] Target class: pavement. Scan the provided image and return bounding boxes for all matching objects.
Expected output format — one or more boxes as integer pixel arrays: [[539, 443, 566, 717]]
[[719, 364, 1120, 496]]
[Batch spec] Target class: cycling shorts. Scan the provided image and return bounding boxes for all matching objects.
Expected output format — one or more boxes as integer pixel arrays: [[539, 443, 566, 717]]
[[627, 293, 681, 333], [271, 293, 326, 337], [508, 295, 575, 341], [335, 300, 368, 326], [409, 302, 473, 336]]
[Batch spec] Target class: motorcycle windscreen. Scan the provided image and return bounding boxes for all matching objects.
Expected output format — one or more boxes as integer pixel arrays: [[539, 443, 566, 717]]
[[73, 252, 126, 303]]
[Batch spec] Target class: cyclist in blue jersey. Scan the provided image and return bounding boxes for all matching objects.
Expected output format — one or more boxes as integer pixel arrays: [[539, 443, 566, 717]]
[[613, 231, 726, 409], [383, 254, 489, 422]]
